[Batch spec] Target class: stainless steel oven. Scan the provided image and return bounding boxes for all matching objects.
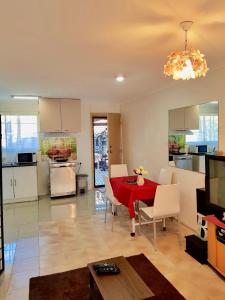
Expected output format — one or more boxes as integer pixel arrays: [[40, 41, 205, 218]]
[[49, 161, 76, 197]]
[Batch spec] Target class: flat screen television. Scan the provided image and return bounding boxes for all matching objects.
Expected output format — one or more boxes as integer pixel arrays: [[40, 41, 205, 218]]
[[205, 154, 225, 220]]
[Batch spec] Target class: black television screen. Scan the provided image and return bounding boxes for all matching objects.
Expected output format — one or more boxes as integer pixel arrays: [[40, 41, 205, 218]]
[[205, 155, 225, 213]]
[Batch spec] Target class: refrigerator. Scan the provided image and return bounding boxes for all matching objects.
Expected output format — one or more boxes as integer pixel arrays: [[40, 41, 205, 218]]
[[0, 115, 5, 272]]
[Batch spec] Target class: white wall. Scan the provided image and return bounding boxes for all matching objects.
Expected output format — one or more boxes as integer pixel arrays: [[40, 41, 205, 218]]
[[0, 100, 39, 115], [121, 66, 225, 231]]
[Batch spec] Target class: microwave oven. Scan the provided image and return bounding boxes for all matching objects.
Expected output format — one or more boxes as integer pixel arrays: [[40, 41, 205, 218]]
[[17, 152, 37, 164]]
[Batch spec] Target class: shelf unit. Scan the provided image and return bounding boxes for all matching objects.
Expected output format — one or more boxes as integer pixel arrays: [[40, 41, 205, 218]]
[[0, 116, 5, 273]]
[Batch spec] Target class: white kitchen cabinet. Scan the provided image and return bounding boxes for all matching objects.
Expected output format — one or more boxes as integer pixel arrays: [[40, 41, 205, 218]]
[[169, 108, 185, 130], [13, 167, 38, 200], [185, 105, 199, 130], [39, 98, 81, 133], [2, 166, 38, 204], [61, 99, 81, 132], [169, 105, 199, 131], [39, 98, 61, 132], [2, 168, 14, 203]]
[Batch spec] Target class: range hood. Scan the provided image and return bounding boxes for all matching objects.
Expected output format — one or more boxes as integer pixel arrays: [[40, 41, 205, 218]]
[[169, 130, 194, 135]]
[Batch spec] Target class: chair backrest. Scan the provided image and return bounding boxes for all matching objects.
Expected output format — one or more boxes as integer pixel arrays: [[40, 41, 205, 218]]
[[153, 184, 180, 218], [104, 176, 118, 204], [158, 168, 173, 185], [110, 164, 128, 178]]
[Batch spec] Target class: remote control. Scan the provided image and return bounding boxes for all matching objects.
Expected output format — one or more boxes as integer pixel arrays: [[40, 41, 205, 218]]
[[93, 263, 120, 275], [94, 263, 117, 270]]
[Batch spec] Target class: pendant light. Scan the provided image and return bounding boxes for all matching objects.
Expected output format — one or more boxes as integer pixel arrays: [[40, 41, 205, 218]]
[[164, 21, 208, 80]]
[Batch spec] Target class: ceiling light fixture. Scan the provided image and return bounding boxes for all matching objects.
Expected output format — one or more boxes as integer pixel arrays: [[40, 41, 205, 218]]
[[164, 21, 208, 80], [11, 95, 39, 100], [116, 75, 125, 82]]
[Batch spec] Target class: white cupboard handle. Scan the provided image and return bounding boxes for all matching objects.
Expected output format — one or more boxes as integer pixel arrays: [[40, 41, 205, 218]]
[[14, 179, 16, 186], [10, 179, 13, 186]]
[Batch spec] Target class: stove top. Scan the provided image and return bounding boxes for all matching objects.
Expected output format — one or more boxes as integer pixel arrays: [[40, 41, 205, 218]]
[[49, 159, 77, 166]]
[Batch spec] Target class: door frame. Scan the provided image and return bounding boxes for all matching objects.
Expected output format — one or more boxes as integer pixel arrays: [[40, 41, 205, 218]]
[[91, 114, 108, 188]]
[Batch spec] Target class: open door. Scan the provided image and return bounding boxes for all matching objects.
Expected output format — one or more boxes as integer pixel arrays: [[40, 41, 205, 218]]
[[92, 117, 108, 187], [107, 113, 122, 174]]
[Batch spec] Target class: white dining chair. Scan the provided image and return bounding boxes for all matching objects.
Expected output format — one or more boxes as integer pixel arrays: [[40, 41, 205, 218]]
[[139, 184, 181, 249], [157, 168, 174, 229], [104, 176, 122, 231], [158, 168, 173, 185], [110, 164, 128, 178]]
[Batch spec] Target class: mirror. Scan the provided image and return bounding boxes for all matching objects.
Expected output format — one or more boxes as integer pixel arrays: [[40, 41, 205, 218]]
[[168, 101, 219, 173]]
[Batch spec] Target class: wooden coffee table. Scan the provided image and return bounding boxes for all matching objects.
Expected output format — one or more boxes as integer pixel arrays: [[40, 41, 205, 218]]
[[87, 256, 154, 300]]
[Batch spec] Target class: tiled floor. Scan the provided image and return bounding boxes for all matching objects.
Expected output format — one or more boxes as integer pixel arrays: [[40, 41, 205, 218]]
[[1, 190, 225, 300]]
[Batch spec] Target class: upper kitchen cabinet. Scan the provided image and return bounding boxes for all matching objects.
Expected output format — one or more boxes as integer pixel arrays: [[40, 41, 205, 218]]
[[61, 99, 81, 132], [169, 108, 185, 130], [39, 98, 61, 132], [169, 105, 199, 131], [39, 98, 81, 133], [185, 105, 199, 130]]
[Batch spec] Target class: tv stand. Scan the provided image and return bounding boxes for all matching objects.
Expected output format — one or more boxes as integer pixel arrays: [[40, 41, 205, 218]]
[[205, 215, 225, 277]]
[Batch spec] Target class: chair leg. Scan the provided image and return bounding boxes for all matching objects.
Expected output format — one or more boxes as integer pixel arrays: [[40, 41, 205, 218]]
[[111, 204, 115, 231], [177, 215, 182, 245], [163, 218, 166, 231], [104, 198, 108, 224], [112, 203, 116, 215], [138, 211, 141, 235], [153, 221, 157, 250], [130, 218, 136, 237], [135, 200, 140, 213]]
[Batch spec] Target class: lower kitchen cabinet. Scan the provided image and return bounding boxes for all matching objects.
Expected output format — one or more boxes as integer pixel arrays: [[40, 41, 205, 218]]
[[2, 168, 14, 202], [2, 166, 38, 203]]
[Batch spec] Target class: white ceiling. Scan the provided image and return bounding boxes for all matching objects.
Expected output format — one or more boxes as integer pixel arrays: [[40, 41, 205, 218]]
[[0, 0, 225, 103]]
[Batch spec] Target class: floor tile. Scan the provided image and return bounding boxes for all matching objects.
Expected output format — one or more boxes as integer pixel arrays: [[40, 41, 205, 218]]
[[1, 190, 225, 300]]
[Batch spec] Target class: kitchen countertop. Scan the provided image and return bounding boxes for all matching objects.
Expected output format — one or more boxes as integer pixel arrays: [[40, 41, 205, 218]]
[[48, 158, 77, 164], [169, 152, 186, 155], [2, 162, 37, 168], [188, 152, 207, 156], [169, 152, 214, 156]]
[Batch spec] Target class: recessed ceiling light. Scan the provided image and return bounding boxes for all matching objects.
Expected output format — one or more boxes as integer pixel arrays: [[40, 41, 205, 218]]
[[11, 95, 39, 100], [116, 75, 125, 82]]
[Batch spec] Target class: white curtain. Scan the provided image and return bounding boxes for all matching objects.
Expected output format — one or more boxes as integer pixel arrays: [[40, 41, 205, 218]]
[[1, 115, 38, 160], [186, 115, 218, 146]]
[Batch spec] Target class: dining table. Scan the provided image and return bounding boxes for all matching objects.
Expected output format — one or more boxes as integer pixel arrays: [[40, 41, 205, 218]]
[[110, 176, 159, 236]]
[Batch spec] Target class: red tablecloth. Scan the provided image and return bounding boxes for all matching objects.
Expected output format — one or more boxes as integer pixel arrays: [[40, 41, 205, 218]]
[[205, 215, 225, 229], [110, 176, 159, 218]]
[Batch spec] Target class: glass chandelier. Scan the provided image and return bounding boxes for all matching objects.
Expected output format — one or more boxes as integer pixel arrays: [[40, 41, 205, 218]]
[[164, 21, 208, 80]]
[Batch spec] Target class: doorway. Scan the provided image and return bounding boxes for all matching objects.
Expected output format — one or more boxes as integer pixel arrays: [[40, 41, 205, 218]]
[[92, 117, 108, 187]]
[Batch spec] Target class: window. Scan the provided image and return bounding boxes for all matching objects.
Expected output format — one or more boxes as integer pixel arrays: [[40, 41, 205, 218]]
[[186, 115, 218, 146], [1, 115, 38, 159]]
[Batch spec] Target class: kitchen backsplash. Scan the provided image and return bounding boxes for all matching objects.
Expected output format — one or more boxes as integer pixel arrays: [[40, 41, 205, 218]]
[[40, 136, 77, 160], [168, 135, 186, 153]]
